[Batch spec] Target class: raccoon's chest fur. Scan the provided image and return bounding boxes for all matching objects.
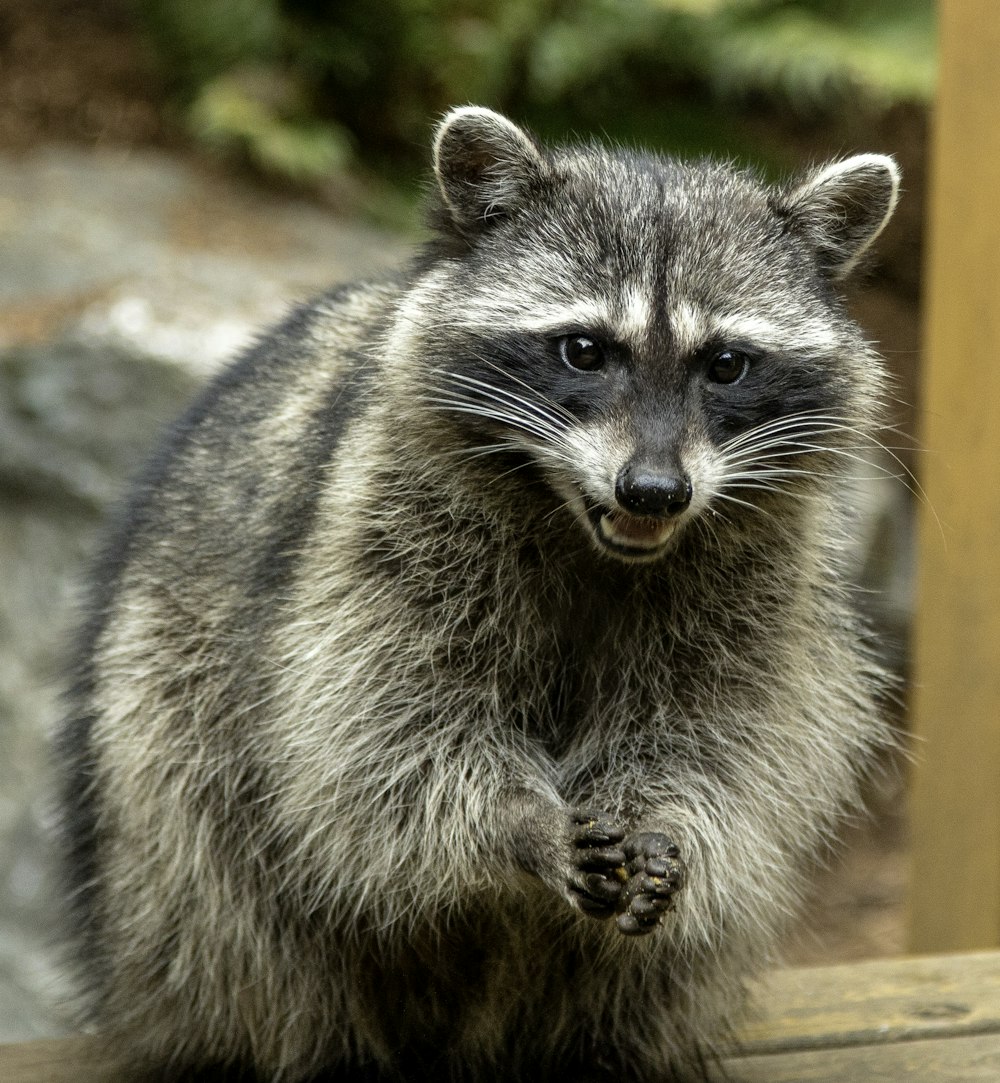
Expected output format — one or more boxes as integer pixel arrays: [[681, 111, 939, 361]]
[[297, 436, 803, 819]]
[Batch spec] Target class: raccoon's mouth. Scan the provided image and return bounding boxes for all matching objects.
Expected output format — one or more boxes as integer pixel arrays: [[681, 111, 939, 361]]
[[586, 505, 678, 560]]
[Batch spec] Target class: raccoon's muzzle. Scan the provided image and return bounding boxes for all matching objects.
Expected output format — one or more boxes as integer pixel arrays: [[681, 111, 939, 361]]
[[614, 464, 692, 519], [585, 463, 692, 560]]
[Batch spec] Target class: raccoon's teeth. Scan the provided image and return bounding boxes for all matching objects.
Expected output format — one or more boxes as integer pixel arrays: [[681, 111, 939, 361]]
[[599, 512, 677, 550]]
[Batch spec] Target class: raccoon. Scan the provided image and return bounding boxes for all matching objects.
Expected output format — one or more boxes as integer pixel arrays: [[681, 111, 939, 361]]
[[56, 106, 899, 1081]]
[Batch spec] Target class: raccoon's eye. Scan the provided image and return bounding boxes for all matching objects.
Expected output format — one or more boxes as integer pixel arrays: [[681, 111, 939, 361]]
[[559, 334, 605, 371], [706, 349, 751, 385]]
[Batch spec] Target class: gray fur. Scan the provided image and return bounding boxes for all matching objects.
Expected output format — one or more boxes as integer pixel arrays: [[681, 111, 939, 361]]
[[56, 107, 899, 1081]]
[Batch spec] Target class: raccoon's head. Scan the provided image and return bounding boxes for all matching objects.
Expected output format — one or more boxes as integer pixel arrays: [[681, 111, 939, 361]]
[[414, 106, 899, 563]]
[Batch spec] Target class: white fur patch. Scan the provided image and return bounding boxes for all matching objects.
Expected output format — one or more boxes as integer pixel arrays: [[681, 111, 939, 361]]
[[709, 312, 840, 355], [552, 417, 621, 502], [619, 287, 652, 344], [669, 299, 708, 355], [437, 288, 649, 345], [504, 298, 614, 334]]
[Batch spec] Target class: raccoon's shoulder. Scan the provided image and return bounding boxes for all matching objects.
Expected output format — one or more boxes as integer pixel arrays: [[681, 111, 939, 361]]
[[197, 272, 404, 426], [146, 272, 403, 482], [86, 274, 408, 620]]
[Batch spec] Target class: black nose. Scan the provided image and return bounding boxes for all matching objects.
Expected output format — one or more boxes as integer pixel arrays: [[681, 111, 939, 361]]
[[615, 464, 692, 518]]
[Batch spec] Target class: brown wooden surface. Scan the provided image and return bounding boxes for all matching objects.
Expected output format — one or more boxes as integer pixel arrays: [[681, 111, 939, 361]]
[[4, 953, 1000, 1082], [0, 1035, 121, 1083], [909, 0, 1000, 951], [738, 949, 1000, 1053], [736, 953, 1000, 1052], [725, 1032, 1000, 1082], [728, 951, 1000, 1080]]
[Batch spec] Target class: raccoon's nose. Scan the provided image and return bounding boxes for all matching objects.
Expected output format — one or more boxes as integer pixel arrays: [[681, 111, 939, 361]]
[[615, 465, 693, 518]]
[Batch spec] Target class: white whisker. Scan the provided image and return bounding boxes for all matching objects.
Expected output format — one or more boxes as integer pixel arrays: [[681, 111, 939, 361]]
[[707, 409, 924, 519], [423, 363, 587, 477]]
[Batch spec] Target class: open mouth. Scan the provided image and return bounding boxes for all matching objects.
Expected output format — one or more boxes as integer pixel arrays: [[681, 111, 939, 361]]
[[586, 505, 678, 560]]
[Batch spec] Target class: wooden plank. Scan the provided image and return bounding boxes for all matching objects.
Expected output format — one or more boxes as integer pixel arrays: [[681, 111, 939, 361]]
[[738, 951, 1000, 1054], [909, 0, 1000, 951], [724, 1032, 1000, 1082], [0, 1036, 122, 1083], [8, 1033, 1000, 1083], [5, 954, 1000, 1080]]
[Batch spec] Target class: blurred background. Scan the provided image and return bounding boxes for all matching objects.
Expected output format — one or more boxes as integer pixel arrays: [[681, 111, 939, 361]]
[[0, 0, 932, 1041]]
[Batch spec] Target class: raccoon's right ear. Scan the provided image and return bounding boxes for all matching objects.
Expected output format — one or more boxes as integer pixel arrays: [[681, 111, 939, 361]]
[[775, 154, 901, 281], [432, 106, 547, 237]]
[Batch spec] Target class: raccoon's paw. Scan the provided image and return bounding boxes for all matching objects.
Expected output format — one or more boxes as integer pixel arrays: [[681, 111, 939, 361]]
[[566, 809, 627, 919], [615, 832, 685, 936]]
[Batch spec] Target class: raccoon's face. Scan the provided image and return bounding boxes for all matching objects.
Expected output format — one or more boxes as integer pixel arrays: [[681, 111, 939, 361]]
[[418, 108, 898, 563]]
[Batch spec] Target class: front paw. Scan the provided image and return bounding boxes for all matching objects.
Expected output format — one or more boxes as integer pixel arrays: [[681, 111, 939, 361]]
[[566, 810, 627, 919], [615, 832, 685, 936]]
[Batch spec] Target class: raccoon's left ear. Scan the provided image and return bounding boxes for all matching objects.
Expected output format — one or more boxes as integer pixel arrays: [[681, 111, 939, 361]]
[[433, 106, 547, 237], [775, 154, 901, 281]]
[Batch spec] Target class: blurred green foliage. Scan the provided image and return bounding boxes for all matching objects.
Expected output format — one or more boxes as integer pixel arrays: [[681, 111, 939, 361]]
[[136, 0, 934, 194]]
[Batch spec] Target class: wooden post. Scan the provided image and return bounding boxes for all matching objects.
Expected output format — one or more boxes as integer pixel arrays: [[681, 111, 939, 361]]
[[909, 0, 1000, 951]]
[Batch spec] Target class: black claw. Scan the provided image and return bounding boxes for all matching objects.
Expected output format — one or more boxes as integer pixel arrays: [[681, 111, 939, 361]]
[[623, 831, 677, 861], [586, 873, 621, 902], [571, 811, 626, 849], [569, 868, 622, 911], [577, 846, 627, 872], [647, 874, 681, 897], [616, 911, 660, 936], [579, 833, 613, 848], [616, 912, 641, 935], [576, 897, 616, 916], [629, 894, 658, 917]]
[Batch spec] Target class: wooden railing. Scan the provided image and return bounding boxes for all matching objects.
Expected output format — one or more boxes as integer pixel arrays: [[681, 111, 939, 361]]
[[909, 0, 1000, 952]]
